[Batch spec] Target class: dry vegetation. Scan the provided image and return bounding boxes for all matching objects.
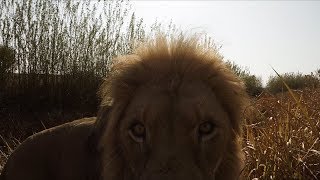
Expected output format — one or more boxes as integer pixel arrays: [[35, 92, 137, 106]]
[[243, 88, 320, 179]]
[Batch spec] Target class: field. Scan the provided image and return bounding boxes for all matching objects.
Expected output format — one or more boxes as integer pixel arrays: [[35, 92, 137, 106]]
[[0, 88, 319, 179], [243, 88, 320, 179]]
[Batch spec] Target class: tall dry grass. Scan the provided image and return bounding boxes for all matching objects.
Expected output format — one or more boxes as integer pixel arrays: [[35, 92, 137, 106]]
[[0, 0, 146, 77], [0, 0, 148, 113], [243, 88, 320, 179]]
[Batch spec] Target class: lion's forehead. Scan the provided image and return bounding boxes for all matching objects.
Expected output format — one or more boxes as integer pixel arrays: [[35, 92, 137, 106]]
[[125, 81, 228, 130]]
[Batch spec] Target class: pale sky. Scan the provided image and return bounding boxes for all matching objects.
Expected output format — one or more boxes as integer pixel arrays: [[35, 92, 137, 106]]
[[132, 1, 320, 84]]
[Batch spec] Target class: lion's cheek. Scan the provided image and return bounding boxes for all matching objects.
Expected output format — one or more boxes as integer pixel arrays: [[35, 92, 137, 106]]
[[197, 133, 230, 175], [119, 133, 148, 174]]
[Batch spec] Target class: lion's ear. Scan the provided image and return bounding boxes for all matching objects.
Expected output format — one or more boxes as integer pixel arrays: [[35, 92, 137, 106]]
[[87, 105, 112, 153]]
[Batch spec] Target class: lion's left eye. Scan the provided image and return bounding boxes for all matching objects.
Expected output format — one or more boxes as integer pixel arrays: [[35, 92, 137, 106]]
[[129, 122, 146, 142], [198, 121, 216, 141]]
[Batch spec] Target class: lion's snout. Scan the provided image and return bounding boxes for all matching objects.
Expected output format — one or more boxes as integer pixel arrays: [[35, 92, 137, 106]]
[[140, 157, 204, 180]]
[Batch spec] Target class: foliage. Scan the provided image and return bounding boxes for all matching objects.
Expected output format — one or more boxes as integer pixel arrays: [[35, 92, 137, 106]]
[[225, 60, 264, 96], [242, 75, 264, 97], [0, 0, 146, 111], [0, 0, 146, 76], [225, 60, 250, 78], [266, 72, 320, 94]]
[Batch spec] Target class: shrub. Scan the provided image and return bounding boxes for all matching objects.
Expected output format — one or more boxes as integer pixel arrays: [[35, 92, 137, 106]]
[[266, 72, 320, 94], [225, 61, 264, 96], [242, 75, 264, 97]]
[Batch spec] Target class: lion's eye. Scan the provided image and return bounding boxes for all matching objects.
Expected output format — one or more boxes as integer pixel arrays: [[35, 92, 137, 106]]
[[129, 123, 146, 142], [198, 121, 216, 141]]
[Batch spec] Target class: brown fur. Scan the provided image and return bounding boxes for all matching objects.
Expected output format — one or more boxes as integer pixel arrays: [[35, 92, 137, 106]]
[[0, 118, 100, 180], [1, 35, 248, 180], [97, 35, 249, 180]]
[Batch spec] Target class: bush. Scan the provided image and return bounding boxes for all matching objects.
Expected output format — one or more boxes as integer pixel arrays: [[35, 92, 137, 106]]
[[242, 75, 264, 97], [225, 61, 264, 96], [266, 72, 320, 94]]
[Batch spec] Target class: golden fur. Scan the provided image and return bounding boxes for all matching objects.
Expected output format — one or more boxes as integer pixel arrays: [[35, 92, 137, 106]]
[[1, 35, 248, 180], [97, 35, 249, 180]]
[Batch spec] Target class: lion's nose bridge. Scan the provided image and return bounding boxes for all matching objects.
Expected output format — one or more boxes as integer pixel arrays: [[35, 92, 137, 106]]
[[153, 136, 177, 158], [152, 136, 189, 172], [151, 113, 189, 168], [152, 130, 179, 160], [145, 130, 201, 180]]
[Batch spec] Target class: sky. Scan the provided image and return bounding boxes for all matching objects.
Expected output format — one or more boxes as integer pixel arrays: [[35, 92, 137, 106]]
[[131, 1, 320, 84]]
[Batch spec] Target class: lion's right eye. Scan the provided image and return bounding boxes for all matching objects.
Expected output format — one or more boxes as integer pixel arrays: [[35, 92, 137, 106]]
[[129, 123, 146, 142], [198, 121, 217, 142]]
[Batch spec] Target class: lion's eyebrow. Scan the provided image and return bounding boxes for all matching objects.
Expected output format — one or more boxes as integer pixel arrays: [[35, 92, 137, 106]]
[[140, 104, 148, 124], [130, 102, 159, 124], [126, 105, 147, 123], [186, 93, 208, 120], [193, 103, 206, 124]]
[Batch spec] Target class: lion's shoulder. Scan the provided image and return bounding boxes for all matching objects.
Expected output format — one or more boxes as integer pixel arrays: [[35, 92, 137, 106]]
[[1, 117, 98, 180]]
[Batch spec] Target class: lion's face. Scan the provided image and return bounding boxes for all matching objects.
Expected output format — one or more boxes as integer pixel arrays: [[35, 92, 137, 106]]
[[117, 81, 232, 180], [98, 36, 247, 180]]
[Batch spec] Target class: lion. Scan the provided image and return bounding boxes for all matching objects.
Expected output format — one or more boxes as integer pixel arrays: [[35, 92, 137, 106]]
[[0, 35, 249, 180]]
